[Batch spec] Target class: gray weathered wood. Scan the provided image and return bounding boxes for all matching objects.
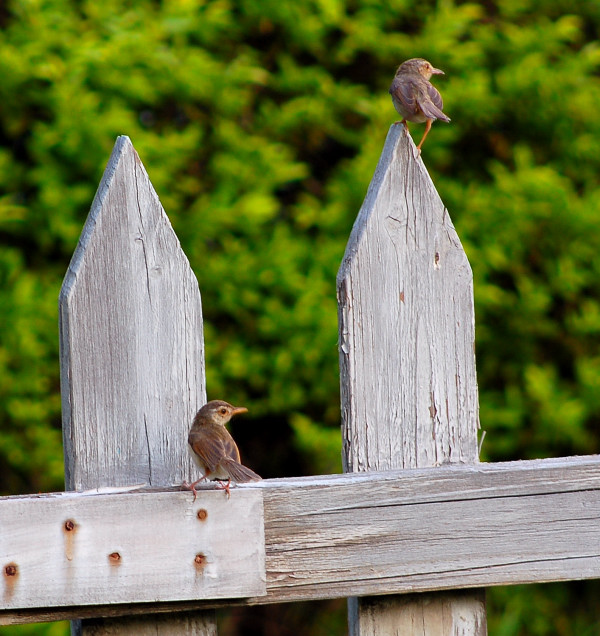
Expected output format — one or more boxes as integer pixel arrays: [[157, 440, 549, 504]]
[[60, 136, 206, 491], [3, 455, 600, 624], [262, 456, 600, 602], [58, 136, 214, 635], [337, 124, 485, 634], [337, 124, 479, 472], [0, 489, 265, 609], [349, 594, 486, 636]]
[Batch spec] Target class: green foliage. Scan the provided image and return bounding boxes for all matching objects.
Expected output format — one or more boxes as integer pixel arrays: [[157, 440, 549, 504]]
[[2, 0, 600, 633], [290, 412, 343, 474], [0, 623, 70, 636]]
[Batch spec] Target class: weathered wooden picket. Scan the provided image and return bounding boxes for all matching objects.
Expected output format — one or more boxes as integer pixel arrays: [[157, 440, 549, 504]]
[[338, 124, 484, 635], [2, 127, 600, 636]]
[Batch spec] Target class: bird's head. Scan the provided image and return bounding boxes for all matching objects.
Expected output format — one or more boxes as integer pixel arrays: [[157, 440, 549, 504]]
[[193, 400, 248, 427], [397, 58, 445, 80]]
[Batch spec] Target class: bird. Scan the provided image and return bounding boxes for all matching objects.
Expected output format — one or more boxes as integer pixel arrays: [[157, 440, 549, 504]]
[[389, 58, 450, 153], [183, 400, 261, 500]]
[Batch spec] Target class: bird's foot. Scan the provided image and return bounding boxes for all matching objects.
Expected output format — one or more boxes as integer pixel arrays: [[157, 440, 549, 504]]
[[182, 476, 207, 502], [215, 478, 233, 499]]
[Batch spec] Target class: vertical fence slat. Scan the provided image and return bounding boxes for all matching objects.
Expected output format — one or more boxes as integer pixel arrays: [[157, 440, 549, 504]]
[[59, 136, 216, 636], [338, 125, 486, 635]]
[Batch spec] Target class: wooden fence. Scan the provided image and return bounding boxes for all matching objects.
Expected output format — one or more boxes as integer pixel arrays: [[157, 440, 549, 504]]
[[2, 127, 600, 635]]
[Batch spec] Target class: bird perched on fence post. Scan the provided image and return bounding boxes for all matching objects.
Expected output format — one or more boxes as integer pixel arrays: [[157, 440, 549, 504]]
[[389, 58, 450, 154], [183, 400, 261, 500]]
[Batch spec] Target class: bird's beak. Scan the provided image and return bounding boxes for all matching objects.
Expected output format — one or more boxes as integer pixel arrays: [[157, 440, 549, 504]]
[[430, 67, 445, 75], [231, 406, 248, 416]]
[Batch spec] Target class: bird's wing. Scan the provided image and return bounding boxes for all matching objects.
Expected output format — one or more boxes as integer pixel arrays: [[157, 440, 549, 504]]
[[389, 76, 420, 116], [189, 426, 240, 473], [418, 84, 451, 122], [428, 83, 444, 111], [221, 427, 242, 463], [220, 458, 262, 483]]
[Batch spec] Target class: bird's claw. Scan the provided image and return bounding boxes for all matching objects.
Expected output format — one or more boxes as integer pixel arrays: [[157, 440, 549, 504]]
[[182, 477, 206, 502], [215, 478, 232, 499], [182, 478, 233, 501]]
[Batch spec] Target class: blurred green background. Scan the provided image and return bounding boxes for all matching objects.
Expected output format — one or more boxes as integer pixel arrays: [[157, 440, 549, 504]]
[[1, 0, 600, 633]]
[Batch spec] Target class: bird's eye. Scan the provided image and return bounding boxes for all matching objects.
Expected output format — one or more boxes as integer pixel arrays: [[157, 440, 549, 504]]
[[220, 408, 227, 414]]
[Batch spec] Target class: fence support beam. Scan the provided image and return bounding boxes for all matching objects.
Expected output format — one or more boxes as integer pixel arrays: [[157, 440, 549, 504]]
[[3, 454, 600, 625], [337, 124, 486, 635]]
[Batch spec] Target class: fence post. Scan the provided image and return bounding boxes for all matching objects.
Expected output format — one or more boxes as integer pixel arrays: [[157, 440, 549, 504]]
[[337, 125, 487, 635], [59, 136, 216, 635]]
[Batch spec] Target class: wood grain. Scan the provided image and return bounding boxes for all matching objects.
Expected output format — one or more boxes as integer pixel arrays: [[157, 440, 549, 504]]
[[259, 456, 600, 602], [2, 455, 600, 624], [0, 489, 265, 609], [59, 135, 206, 491], [337, 124, 484, 634], [337, 123, 479, 472], [350, 593, 486, 636], [58, 136, 213, 634]]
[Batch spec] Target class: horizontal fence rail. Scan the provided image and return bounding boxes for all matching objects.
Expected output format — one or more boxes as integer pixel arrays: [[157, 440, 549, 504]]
[[3, 455, 600, 625]]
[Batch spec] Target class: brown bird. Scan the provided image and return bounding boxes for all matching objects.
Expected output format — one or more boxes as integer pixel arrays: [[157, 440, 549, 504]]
[[389, 58, 450, 153], [184, 400, 261, 500]]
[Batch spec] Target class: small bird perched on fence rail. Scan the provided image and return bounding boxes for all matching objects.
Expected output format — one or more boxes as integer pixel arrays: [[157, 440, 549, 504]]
[[389, 58, 450, 153], [183, 400, 261, 500]]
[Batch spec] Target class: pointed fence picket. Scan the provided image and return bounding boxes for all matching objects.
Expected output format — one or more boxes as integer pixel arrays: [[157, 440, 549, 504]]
[[59, 136, 215, 635], [60, 136, 207, 491], [337, 124, 485, 634], [2, 130, 600, 636]]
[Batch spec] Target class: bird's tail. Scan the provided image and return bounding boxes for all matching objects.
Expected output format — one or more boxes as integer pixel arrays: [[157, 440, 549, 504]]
[[421, 100, 451, 123], [221, 458, 262, 483]]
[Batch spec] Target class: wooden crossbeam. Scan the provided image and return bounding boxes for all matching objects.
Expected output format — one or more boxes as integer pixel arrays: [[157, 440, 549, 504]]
[[0, 488, 265, 612], [3, 455, 600, 625]]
